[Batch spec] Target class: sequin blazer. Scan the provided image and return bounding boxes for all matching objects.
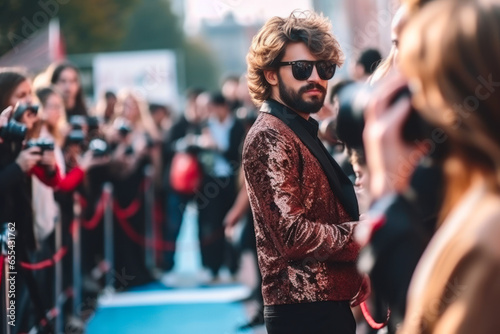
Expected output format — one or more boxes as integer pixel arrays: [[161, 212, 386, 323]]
[[243, 100, 363, 306]]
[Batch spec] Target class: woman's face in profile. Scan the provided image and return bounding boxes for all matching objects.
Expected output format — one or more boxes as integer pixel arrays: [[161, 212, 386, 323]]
[[9, 79, 32, 108]]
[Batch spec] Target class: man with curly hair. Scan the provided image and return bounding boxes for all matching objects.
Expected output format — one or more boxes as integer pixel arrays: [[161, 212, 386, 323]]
[[243, 11, 369, 334]]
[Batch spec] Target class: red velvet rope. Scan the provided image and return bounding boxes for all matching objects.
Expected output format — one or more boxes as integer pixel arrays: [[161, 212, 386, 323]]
[[113, 198, 141, 220], [79, 191, 110, 230], [113, 210, 174, 251], [20, 190, 109, 271], [360, 301, 390, 330], [19, 246, 68, 271], [113, 199, 225, 251]]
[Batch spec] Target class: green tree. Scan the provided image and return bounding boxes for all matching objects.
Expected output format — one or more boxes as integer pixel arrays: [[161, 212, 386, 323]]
[[59, 0, 138, 53], [182, 37, 220, 92], [0, 0, 220, 93], [120, 0, 183, 51], [120, 0, 219, 92], [0, 0, 44, 55], [0, 0, 138, 55]]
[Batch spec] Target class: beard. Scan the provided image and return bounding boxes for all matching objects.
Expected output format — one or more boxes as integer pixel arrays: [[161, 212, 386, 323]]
[[278, 74, 326, 114]]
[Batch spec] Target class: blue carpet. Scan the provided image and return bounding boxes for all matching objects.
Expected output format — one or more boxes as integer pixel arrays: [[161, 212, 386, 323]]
[[86, 302, 250, 334], [86, 205, 256, 333]]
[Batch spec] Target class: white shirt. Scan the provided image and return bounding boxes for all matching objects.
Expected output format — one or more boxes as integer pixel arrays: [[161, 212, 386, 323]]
[[207, 115, 234, 178]]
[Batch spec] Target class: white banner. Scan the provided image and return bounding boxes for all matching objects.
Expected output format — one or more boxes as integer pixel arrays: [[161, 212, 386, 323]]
[[93, 49, 179, 107]]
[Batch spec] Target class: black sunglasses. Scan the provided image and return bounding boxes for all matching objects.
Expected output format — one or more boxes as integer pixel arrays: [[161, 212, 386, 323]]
[[277, 60, 337, 81]]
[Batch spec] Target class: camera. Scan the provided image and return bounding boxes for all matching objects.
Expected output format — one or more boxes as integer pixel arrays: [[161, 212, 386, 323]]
[[68, 115, 87, 130], [88, 138, 108, 157], [117, 124, 132, 138], [335, 82, 432, 149], [336, 82, 370, 149], [66, 129, 86, 145], [0, 119, 27, 142], [26, 138, 55, 153], [112, 118, 132, 138], [13, 104, 38, 121], [87, 116, 101, 132]]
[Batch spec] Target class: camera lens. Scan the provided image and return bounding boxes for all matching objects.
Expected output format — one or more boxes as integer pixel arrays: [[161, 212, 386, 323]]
[[336, 82, 372, 149], [89, 138, 108, 157], [0, 120, 27, 142]]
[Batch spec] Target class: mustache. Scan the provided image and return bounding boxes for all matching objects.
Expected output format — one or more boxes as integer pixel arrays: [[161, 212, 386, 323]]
[[298, 83, 326, 95]]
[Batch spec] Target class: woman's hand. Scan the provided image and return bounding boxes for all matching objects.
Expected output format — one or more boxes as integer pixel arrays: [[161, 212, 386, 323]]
[[79, 150, 110, 171], [0, 106, 13, 144], [16, 146, 42, 172], [40, 149, 57, 171], [363, 75, 428, 199]]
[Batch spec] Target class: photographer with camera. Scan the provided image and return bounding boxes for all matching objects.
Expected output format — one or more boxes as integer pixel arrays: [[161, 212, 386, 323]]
[[0, 69, 64, 333], [93, 90, 160, 288]]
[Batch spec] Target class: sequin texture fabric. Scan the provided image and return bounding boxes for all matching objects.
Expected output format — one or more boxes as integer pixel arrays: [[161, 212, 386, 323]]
[[243, 111, 363, 306]]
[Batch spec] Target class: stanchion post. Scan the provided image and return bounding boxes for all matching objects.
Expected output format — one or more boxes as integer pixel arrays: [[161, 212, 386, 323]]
[[72, 194, 82, 319], [144, 165, 156, 274], [103, 183, 114, 291], [54, 215, 63, 334], [1, 226, 12, 334]]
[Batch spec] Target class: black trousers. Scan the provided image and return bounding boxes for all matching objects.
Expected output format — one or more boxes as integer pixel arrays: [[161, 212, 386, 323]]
[[264, 301, 356, 334], [196, 176, 237, 276]]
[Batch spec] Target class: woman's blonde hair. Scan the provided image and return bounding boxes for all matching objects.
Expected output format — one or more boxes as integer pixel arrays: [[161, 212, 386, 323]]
[[246, 11, 343, 106], [400, 0, 500, 205], [114, 89, 160, 141]]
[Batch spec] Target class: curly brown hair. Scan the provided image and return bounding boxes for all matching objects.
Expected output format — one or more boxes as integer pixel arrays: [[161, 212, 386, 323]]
[[246, 11, 343, 106]]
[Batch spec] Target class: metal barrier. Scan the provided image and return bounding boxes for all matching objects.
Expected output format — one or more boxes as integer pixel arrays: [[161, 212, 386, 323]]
[[143, 165, 157, 274], [72, 194, 82, 319], [54, 215, 63, 334], [0, 169, 157, 333], [103, 182, 114, 291]]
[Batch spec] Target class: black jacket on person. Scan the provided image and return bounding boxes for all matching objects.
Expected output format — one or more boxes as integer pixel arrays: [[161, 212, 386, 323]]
[[361, 159, 444, 326], [0, 142, 36, 251]]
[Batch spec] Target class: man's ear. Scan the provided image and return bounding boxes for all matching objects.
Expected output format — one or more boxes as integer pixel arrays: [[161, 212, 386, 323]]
[[264, 69, 278, 86]]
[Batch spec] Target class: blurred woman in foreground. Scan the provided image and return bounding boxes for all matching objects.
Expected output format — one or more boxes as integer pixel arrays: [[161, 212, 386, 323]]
[[364, 0, 500, 332]]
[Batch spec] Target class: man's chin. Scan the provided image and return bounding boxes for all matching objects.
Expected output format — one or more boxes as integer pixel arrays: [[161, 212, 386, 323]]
[[302, 98, 324, 114]]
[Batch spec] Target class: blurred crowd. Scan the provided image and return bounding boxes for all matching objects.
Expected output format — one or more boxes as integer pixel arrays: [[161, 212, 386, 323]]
[[2, 0, 500, 333], [0, 61, 260, 333]]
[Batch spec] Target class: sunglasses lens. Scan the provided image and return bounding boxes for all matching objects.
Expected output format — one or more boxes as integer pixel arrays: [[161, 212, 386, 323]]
[[292, 61, 313, 80], [316, 61, 336, 80]]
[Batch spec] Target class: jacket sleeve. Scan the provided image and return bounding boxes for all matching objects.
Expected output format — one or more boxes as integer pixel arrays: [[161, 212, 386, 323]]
[[30, 164, 61, 187], [243, 129, 359, 263], [432, 248, 500, 334], [0, 162, 24, 189], [55, 166, 85, 192]]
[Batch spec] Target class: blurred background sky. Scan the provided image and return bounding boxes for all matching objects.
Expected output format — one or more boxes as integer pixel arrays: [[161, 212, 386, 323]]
[[0, 0, 399, 111], [180, 0, 312, 33]]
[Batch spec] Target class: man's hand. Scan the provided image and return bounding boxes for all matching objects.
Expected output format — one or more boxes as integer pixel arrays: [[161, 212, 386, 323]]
[[224, 208, 241, 240], [16, 147, 42, 172], [198, 128, 218, 150], [350, 274, 371, 307]]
